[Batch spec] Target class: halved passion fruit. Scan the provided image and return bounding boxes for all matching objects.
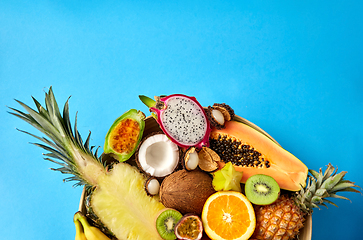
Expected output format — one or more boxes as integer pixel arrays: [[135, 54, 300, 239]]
[[104, 109, 145, 162], [175, 214, 203, 240]]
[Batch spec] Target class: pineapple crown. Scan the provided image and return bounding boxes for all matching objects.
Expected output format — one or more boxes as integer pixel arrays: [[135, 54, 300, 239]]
[[294, 163, 361, 214], [8, 86, 106, 187]]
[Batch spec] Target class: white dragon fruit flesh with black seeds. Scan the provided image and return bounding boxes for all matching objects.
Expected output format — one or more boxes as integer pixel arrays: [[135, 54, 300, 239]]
[[150, 94, 211, 149]]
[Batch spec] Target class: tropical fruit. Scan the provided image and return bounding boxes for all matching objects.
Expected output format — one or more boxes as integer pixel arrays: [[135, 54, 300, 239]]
[[136, 132, 180, 178], [90, 163, 166, 239], [159, 170, 216, 215], [104, 109, 145, 162], [174, 214, 204, 240], [140, 94, 211, 149], [205, 103, 235, 129], [202, 191, 256, 240], [155, 208, 183, 240], [209, 120, 308, 191], [212, 162, 243, 192], [9, 87, 165, 240], [74, 211, 111, 240], [244, 174, 280, 205], [252, 163, 361, 240]]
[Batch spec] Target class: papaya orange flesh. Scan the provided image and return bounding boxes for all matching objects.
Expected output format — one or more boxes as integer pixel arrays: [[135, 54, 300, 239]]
[[209, 120, 308, 191]]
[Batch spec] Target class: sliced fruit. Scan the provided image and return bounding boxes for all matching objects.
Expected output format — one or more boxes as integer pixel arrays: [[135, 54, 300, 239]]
[[136, 132, 180, 178], [245, 174, 280, 205], [140, 94, 211, 149], [10, 88, 165, 240], [175, 214, 203, 240], [210, 120, 308, 191], [90, 163, 166, 240], [156, 208, 183, 240], [104, 109, 145, 162], [212, 162, 243, 192], [202, 191, 256, 240]]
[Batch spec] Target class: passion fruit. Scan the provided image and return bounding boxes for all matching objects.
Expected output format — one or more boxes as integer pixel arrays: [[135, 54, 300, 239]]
[[175, 214, 203, 240]]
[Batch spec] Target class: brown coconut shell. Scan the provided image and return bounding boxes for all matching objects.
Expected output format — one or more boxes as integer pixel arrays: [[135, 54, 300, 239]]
[[159, 169, 216, 215], [134, 131, 182, 179]]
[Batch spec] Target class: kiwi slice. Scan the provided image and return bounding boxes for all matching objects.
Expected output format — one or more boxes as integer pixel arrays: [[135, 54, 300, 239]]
[[156, 208, 183, 240], [245, 174, 280, 205]]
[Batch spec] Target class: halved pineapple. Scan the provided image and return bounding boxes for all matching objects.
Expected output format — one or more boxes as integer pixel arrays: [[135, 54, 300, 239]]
[[9, 87, 165, 240], [91, 163, 165, 239]]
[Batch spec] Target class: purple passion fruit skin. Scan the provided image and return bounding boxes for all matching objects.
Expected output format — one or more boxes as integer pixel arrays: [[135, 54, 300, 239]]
[[104, 109, 145, 162], [175, 214, 203, 240]]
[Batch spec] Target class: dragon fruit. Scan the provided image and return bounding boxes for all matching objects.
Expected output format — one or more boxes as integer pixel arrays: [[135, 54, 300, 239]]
[[139, 94, 211, 149]]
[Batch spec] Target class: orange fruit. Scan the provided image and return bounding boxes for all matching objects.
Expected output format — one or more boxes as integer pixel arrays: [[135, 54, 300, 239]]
[[201, 191, 256, 240]]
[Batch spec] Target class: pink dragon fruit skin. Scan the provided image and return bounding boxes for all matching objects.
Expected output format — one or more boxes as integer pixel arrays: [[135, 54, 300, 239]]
[[150, 94, 211, 149]]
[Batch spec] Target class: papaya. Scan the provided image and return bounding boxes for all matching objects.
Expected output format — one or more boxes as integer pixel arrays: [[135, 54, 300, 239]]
[[104, 109, 145, 162], [209, 120, 308, 191]]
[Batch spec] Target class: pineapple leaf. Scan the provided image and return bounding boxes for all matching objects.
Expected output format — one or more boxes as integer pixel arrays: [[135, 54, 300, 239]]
[[322, 163, 335, 181], [330, 181, 360, 193], [308, 169, 319, 180], [322, 198, 338, 208], [315, 188, 329, 198], [63, 97, 74, 138], [332, 187, 362, 194], [14, 99, 63, 142], [321, 171, 347, 191], [9, 87, 106, 187], [17, 129, 68, 157], [328, 193, 351, 202], [32, 96, 50, 121]]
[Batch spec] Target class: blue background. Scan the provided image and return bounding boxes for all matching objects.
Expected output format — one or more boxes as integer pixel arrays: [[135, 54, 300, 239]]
[[1, 1, 362, 239]]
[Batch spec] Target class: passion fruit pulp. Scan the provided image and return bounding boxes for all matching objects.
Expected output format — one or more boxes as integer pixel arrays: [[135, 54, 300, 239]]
[[175, 214, 203, 240], [104, 109, 145, 162]]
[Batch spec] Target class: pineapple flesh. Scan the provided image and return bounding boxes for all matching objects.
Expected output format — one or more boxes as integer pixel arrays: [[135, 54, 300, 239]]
[[91, 163, 165, 240], [9, 87, 165, 240], [252, 163, 361, 240]]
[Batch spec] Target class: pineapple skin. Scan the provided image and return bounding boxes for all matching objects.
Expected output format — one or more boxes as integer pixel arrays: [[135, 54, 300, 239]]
[[252, 195, 305, 240]]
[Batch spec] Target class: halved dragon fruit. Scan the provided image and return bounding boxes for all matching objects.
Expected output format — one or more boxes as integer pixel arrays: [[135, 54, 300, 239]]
[[139, 94, 211, 149]]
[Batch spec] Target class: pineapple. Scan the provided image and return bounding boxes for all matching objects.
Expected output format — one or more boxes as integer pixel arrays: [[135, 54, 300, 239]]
[[252, 163, 361, 240], [9, 87, 165, 240]]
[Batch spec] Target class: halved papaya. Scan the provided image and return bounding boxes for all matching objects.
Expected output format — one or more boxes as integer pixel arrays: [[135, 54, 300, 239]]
[[209, 120, 308, 191]]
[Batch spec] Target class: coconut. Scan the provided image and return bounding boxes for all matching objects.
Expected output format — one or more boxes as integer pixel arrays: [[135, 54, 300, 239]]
[[159, 169, 216, 215], [135, 132, 180, 178]]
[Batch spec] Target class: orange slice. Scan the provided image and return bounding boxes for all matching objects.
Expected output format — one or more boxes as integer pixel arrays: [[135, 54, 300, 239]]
[[202, 191, 256, 240]]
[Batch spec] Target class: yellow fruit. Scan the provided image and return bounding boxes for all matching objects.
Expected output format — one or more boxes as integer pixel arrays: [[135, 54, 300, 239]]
[[91, 163, 165, 240], [201, 191, 256, 240]]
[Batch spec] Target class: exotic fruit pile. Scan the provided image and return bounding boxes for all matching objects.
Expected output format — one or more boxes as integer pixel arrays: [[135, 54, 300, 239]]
[[9, 88, 361, 240]]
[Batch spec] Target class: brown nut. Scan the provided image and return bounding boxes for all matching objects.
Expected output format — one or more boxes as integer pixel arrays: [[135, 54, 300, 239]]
[[198, 147, 220, 172]]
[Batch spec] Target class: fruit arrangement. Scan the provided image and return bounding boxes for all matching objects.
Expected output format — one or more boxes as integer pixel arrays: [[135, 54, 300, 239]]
[[9, 87, 361, 240]]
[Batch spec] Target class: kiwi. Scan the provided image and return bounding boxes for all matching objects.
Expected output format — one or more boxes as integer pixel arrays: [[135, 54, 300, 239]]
[[156, 208, 183, 240], [244, 174, 280, 205]]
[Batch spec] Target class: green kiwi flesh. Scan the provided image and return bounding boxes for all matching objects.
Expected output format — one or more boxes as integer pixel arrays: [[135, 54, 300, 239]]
[[156, 208, 183, 240], [245, 174, 280, 205]]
